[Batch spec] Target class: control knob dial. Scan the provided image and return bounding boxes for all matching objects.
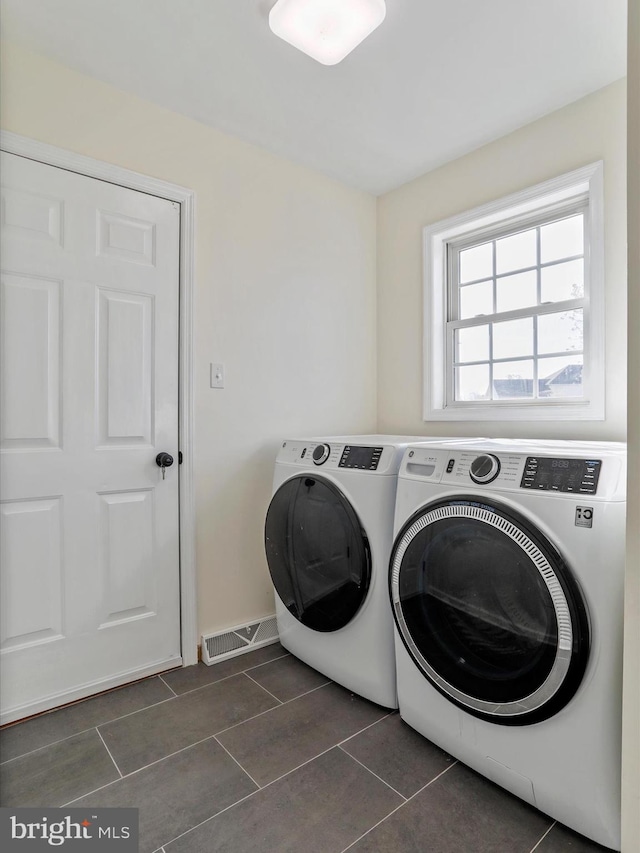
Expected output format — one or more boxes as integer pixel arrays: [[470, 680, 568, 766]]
[[469, 453, 501, 484], [312, 443, 331, 465]]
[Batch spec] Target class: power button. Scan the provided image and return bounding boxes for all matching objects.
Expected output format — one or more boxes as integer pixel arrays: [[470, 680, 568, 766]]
[[446, 458, 455, 473]]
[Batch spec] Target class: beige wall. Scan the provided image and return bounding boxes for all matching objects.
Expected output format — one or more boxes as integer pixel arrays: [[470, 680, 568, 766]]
[[0, 41, 378, 640], [622, 1, 640, 849], [377, 79, 627, 441]]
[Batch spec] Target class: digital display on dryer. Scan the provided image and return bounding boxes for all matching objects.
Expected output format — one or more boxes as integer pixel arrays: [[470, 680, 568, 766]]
[[339, 446, 383, 470], [520, 457, 602, 494]]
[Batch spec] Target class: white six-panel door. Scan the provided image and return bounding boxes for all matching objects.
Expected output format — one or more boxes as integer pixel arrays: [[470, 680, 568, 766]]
[[0, 152, 182, 724]]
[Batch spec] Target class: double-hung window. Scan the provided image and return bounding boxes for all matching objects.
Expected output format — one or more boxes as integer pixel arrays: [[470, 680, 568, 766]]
[[424, 162, 604, 421]]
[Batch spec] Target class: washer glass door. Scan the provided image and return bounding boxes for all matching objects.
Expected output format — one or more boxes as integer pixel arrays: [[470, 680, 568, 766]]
[[265, 475, 371, 632], [390, 497, 589, 724]]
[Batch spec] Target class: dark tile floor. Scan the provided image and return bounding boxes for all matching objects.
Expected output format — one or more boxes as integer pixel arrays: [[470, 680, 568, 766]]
[[0, 644, 614, 853]]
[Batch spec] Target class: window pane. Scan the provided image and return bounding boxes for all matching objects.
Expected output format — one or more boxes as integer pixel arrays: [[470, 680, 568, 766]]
[[459, 242, 493, 283], [540, 259, 584, 302], [538, 355, 583, 398], [456, 324, 489, 363], [455, 364, 490, 401], [492, 360, 534, 399], [540, 214, 583, 263], [496, 270, 537, 313], [537, 309, 583, 355], [493, 317, 533, 360], [495, 228, 537, 274], [460, 280, 493, 319]]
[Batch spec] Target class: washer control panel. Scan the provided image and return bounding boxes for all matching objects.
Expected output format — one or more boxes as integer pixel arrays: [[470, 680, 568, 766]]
[[520, 457, 602, 494], [399, 445, 623, 499]]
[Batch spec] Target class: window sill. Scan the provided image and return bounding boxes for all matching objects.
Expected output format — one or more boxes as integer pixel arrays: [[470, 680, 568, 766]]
[[424, 401, 605, 422]]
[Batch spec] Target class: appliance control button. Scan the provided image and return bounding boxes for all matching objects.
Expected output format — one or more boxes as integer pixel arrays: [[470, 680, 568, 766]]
[[469, 453, 501, 484], [312, 443, 331, 465]]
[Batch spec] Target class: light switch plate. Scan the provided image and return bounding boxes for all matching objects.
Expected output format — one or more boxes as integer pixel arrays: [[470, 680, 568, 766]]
[[210, 363, 225, 389]]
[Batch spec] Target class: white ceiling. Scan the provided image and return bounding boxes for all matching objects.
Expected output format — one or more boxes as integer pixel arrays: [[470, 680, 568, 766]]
[[0, 0, 627, 195]]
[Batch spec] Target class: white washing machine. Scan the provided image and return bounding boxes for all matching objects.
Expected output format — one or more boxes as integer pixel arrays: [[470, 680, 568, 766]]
[[389, 439, 626, 850], [265, 435, 460, 709]]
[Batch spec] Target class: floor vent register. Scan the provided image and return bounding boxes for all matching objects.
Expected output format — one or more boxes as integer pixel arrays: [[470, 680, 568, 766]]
[[201, 615, 279, 665]]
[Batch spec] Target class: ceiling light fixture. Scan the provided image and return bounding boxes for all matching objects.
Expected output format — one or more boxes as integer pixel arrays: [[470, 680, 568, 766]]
[[269, 0, 387, 66]]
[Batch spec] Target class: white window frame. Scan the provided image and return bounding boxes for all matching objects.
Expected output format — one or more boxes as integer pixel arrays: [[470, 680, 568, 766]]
[[423, 161, 605, 421]]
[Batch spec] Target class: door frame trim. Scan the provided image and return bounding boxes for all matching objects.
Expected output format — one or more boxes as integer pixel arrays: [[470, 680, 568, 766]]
[[0, 130, 198, 667]]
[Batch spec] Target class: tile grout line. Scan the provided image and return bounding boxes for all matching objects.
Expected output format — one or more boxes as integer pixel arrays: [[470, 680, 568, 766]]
[[66, 741, 455, 852], [61, 682, 344, 805], [242, 672, 284, 705], [0, 657, 292, 766], [337, 710, 397, 748], [403, 760, 458, 801], [0, 709, 170, 768], [528, 820, 557, 853], [337, 745, 407, 801], [212, 679, 333, 738], [0, 697, 179, 766], [338, 760, 459, 853], [229, 710, 399, 795], [153, 743, 356, 850], [213, 734, 261, 789], [240, 651, 291, 673], [246, 742, 355, 791], [61, 732, 227, 805], [12, 677, 372, 782], [56, 692, 393, 813], [162, 651, 292, 699], [157, 675, 179, 697], [142, 724, 429, 852], [8, 667, 397, 836], [95, 727, 123, 778], [156, 784, 259, 849]]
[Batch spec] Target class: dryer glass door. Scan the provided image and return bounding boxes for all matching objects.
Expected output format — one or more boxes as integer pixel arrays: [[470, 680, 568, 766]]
[[265, 475, 371, 632], [390, 497, 589, 725]]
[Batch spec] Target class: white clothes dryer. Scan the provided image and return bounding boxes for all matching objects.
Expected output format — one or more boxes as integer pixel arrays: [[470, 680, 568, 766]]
[[265, 435, 459, 709], [389, 439, 626, 850]]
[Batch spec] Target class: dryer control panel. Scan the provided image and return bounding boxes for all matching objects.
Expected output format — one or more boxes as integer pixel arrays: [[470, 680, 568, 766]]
[[338, 445, 384, 470], [277, 440, 397, 474]]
